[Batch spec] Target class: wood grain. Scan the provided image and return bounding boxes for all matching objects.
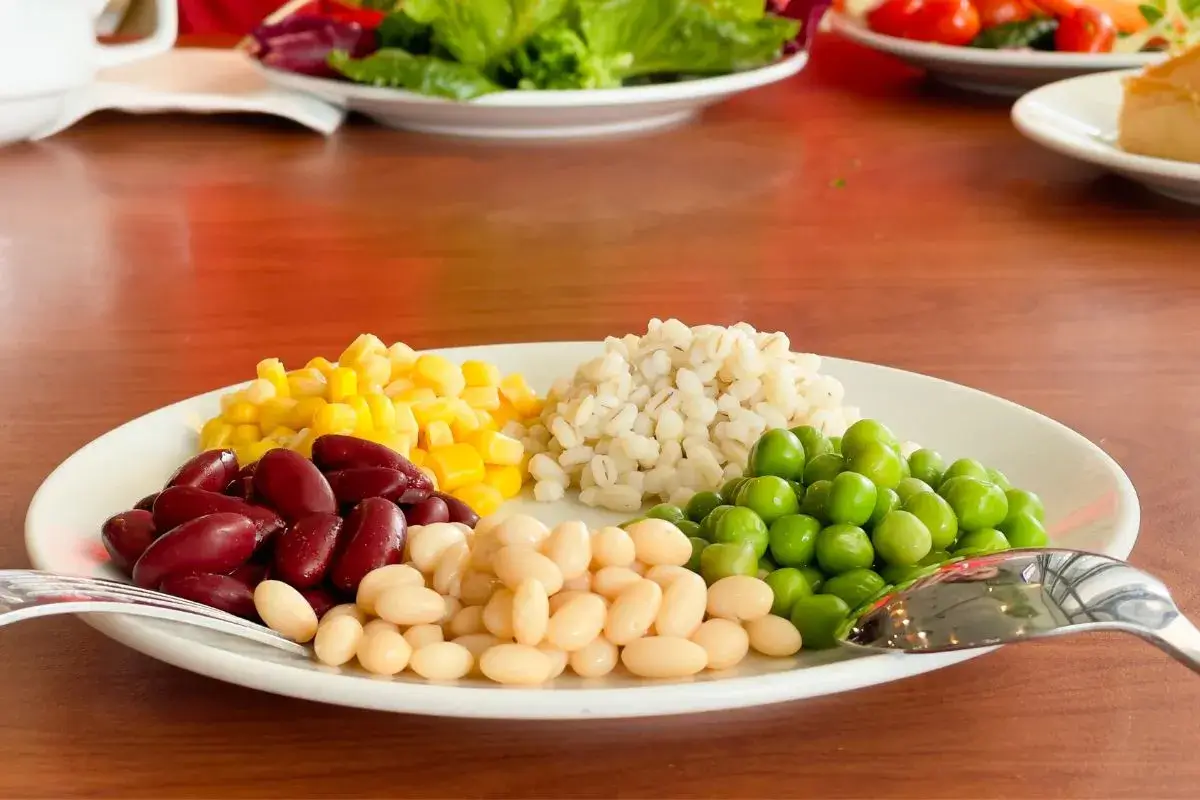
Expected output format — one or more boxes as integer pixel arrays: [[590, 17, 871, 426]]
[[0, 35, 1197, 798]]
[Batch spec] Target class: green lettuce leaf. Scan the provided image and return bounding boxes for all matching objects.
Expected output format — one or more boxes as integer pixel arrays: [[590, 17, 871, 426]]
[[403, 0, 571, 67], [328, 48, 501, 100], [376, 10, 433, 54], [501, 20, 622, 89]]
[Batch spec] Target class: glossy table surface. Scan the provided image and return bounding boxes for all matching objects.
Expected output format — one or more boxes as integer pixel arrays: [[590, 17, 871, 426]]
[[1, 34, 1198, 799]]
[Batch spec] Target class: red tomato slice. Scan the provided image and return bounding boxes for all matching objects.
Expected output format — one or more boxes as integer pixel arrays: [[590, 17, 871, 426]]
[[1055, 5, 1117, 52], [866, 0, 922, 38], [904, 0, 982, 46], [974, 0, 1033, 28]]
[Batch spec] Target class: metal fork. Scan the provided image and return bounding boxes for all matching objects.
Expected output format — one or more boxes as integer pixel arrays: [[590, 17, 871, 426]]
[[0, 570, 309, 656]]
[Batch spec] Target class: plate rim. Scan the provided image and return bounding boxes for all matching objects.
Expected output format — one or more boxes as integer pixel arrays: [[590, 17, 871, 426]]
[[24, 340, 1141, 719]]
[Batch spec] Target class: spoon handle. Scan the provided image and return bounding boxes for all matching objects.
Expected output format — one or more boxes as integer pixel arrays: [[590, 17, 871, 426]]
[[1141, 614, 1200, 675]]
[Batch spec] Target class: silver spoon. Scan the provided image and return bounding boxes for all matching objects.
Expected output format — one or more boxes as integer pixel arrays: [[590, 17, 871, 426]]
[[843, 548, 1200, 674]]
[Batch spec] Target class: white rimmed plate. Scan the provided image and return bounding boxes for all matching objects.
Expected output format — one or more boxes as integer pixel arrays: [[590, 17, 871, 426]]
[[830, 12, 1161, 96], [1012, 69, 1200, 205], [25, 341, 1139, 719], [253, 51, 808, 140]]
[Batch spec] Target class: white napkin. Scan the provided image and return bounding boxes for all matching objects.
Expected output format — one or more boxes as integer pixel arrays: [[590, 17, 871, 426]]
[[34, 48, 346, 139]]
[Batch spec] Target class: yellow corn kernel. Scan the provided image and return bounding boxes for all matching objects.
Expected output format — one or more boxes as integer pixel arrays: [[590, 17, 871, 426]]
[[313, 402, 357, 437], [243, 378, 277, 405], [287, 368, 328, 398], [231, 424, 262, 445], [258, 397, 298, 435], [491, 395, 519, 428], [393, 401, 418, 435], [219, 390, 246, 414], [365, 394, 396, 431], [256, 358, 290, 398], [409, 447, 427, 467], [396, 386, 438, 405], [383, 377, 415, 398], [462, 360, 501, 388], [451, 483, 505, 518], [520, 399, 545, 421], [475, 430, 523, 466], [339, 334, 387, 368], [450, 404, 481, 440], [357, 354, 392, 391], [345, 394, 374, 436], [327, 367, 358, 402], [200, 415, 225, 440], [424, 420, 454, 449], [373, 431, 412, 458], [420, 466, 439, 491], [290, 428, 317, 458], [289, 396, 327, 429], [499, 374, 541, 418], [200, 421, 235, 451], [426, 444, 486, 492], [413, 354, 466, 398], [223, 401, 259, 425], [475, 409, 497, 431], [267, 425, 298, 443], [484, 465, 523, 499], [461, 386, 500, 411], [235, 439, 279, 466], [306, 356, 336, 378], [412, 398, 457, 428], [387, 342, 418, 379]]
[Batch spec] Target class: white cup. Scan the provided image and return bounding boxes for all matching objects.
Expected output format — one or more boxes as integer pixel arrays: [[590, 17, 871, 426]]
[[0, 0, 178, 145]]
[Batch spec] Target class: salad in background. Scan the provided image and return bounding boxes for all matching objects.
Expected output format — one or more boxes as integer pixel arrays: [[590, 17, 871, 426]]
[[247, 0, 805, 101]]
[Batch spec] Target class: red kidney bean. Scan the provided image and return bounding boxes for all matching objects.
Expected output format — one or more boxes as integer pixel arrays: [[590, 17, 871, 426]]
[[312, 435, 433, 502], [152, 486, 283, 548], [165, 449, 239, 493], [158, 573, 256, 618], [404, 496, 450, 526], [253, 448, 336, 522], [229, 562, 268, 589], [272, 513, 343, 589], [134, 493, 159, 512], [132, 512, 256, 589], [101, 510, 158, 575], [329, 497, 406, 593], [434, 492, 480, 528], [323, 467, 410, 506], [300, 587, 338, 619], [224, 461, 258, 501]]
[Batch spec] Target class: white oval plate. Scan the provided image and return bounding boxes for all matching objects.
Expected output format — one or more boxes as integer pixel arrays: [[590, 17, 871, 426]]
[[1012, 69, 1200, 205], [830, 12, 1161, 96], [253, 51, 807, 140], [26, 341, 1138, 719]]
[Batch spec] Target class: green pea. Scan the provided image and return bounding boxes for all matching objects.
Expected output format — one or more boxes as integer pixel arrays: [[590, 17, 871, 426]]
[[868, 487, 901, 528], [699, 505, 734, 541], [768, 514, 822, 567], [699, 541, 758, 584], [920, 549, 952, 566], [815, 524, 874, 575], [880, 562, 933, 584], [953, 528, 1011, 556], [840, 419, 899, 460], [939, 476, 1008, 531], [803, 453, 845, 485], [872, 510, 933, 566], [1004, 488, 1045, 523], [799, 480, 832, 521], [712, 506, 770, 559], [821, 568, 886, 610], [999, 511, 1048, 548], [903, 490, 959, 551], [685, 491, 724, 523], [747, 428, 806, 480], [765, 567, 812, 617], [826, 471, 878, 527], [719, 478, 748, 505], [907, 448, 945, 489], [759, 555, 779, 573], [829, 435, 842, 454], [845, 441, 904, 490], [789, 480, 806, 506], [895, 477, 933, 505], [618, 516, 647, 529], [986, 468, 1012, 491], [790, 425, 833, 461], [685, 536, 708, 572], [942, 458, 990, 483], [798, 565, 825, 593], [736, 475, 800, 526], [647, 503, 687, 525], [791, 594, 850, 650], [677, 520, 701, 537]]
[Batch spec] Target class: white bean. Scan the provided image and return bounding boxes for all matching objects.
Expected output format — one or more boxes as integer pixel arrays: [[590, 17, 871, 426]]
[[626, 519, 693, 566], [409, 641, 474, 681], [452, 633, 502, 673], [493, 546, 564, 594], [433, 541, 470, 597], [439, 595, 462, 626], [363, 619, 400, 637], [706, 575, 773, 622], [375, 585, 446, 626], [355, 564, 424, 615], [655, 570, 707, 638], [543, 520, 591, 580], [604, 579, 662, 645], [546, 592, 607, 652], [483, 588, 515, 639], [538, 643, 569, 679], [356, 627, 412, 676], [561, 572, 592, 592], [459, 570, 500, 606], [590, 526, 636, 568], [254, 580, 318, 643], [448, 604, 486, 637], [320, 603, 367, 627], [409, 522, 466, 573], [512, 578, 550, 646], [745, 615, 803, 657], [620, 636, 708, 679], [313, 615, 363, 666], [479, 643, 552, 685], [691, 618, 749, 670], [592, 566, 642, 601], [403, 623, 444, 651], [494, 514, 551, 548], [473, 513, 509, 537], [568, 636, 619, 678], [645, 565, 693, 590], [469, 531, 504, 573], [548, 589, 596, 615]]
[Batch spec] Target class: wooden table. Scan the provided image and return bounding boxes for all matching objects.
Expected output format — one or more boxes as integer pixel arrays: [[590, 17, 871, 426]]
[[1, 35, 1197, 798]]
